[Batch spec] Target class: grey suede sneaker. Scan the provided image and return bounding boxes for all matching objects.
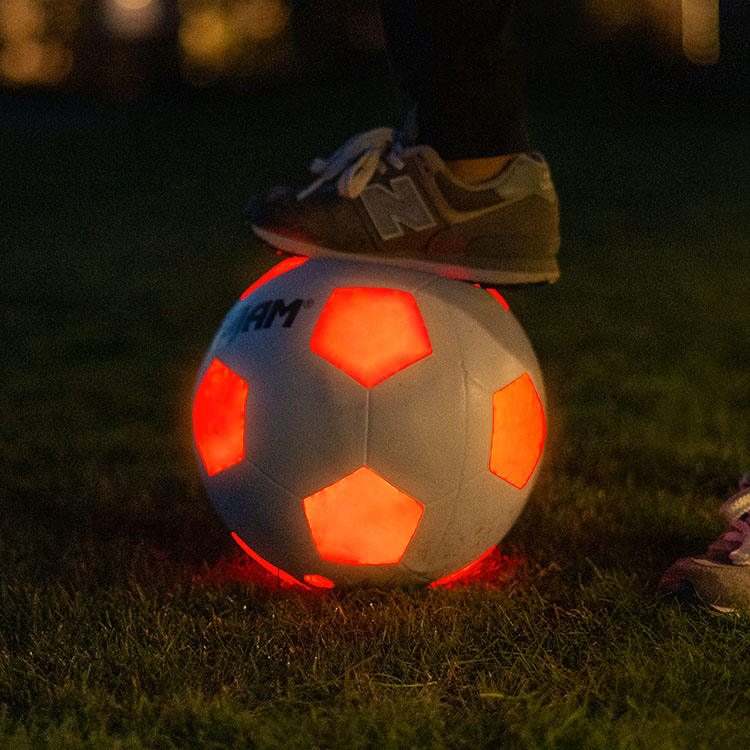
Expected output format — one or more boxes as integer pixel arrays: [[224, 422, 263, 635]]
[[658, 475, 750, 613], [246, 127, 560, 286]]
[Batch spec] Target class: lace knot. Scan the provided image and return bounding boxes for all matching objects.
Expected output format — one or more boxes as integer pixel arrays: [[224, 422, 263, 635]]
[[296, 128, 405, 201]]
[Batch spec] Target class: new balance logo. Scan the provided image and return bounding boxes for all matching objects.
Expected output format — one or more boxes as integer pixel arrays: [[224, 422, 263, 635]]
[[241, 298, 304, 331], [360, 175, 437, 241]]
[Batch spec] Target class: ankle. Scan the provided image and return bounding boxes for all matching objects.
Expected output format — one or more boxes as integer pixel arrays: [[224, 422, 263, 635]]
[[446, 155, 518, 184]]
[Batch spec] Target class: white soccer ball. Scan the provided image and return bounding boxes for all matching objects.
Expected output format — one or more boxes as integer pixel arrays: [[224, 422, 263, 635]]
[[193, 258, 546, 588]]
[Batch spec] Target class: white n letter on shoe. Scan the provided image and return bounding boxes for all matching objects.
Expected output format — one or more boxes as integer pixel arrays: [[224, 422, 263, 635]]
[[360, 176, 437, 240]]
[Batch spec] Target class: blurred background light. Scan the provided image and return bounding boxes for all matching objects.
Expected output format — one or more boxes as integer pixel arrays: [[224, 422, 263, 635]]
[[0, 37, 45, 82], [177, 0, 294, 84], [0, 0, 44, 40], [179, 6, 235, 64], [234, 0, 290, 41], [103, 0, 164, 39], [0, 0, 77, 85], [0, 1, 744, 96], [581, 0, 688, 61], [682, 0, 720, 64], [0, 40, 72, 84], [119, 0, 156, 9]]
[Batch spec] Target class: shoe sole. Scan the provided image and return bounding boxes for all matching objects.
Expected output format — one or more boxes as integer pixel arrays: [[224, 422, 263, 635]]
[[252, 226, 560, 286]]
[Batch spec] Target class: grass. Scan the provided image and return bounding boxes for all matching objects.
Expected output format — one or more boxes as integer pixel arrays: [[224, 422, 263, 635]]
[[2, 75, 750, 748]]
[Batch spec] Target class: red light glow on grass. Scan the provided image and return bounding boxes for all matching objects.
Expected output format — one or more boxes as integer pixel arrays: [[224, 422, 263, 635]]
[[303, 467, 423, 565], [240, 256, 308, 299], [490, 372, 546, 489], [231, 531, 307, 587], [303, 574, 335, 588], [430, 545, 523, 588], [193, 359, 248, 476], [309, 287, 432, 388]]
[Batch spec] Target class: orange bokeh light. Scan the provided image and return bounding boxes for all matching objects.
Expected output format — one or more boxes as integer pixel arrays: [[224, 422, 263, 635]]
[[178, 6, 235, 64], [303, 467, 423, 565], [309, 287, 432, 388], [234, 0, 291, 41], [490, 372, 546, 489], [240, 256, 308, 300], [193, 359, 248, 476]]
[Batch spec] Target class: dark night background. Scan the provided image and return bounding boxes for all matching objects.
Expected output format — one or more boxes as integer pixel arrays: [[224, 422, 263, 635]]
[[0, 1, 748, 115]]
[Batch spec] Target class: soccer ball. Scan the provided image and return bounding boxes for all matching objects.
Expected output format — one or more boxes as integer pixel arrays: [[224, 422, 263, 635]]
[[192, 257, 546, 588]]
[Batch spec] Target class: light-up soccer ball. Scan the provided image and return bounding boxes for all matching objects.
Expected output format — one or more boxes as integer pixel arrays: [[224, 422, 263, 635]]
[[192, 257, 546, 588]]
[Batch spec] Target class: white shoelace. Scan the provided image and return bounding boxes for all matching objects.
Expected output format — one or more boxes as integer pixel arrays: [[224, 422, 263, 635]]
[[717, 484, 750, 564], [296, 128, 406, 201]]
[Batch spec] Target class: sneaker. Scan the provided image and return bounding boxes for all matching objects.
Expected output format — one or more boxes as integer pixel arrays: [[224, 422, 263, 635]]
[[246, 127, 560, 286], [658, 475, 750, 613]]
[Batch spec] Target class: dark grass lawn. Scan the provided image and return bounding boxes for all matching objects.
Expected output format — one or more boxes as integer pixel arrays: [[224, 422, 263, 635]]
[[2, 75, 750, 748]]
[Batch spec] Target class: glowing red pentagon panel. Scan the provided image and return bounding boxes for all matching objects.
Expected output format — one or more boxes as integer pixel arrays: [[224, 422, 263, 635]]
[[303, 467, 424, 565], [240, 256, 308, 300], [193, 359, 248, 477], [309, 287, 432, 388], [490, 372, 546, 489], [231, 531, 307, 587]]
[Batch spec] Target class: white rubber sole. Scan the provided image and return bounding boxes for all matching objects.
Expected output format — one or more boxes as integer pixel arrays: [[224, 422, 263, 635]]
[[252, 226, 559, 286]]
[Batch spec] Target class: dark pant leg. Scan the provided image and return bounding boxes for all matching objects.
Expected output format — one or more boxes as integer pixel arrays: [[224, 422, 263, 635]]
[[379, 0, 528, 159]]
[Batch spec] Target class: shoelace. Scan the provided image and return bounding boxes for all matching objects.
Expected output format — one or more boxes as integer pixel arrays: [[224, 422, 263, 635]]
[[714, 480, 750, 564], [296, 127, 406, 201]]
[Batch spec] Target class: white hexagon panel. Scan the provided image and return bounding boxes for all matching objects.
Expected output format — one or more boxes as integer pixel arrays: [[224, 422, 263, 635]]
[[193, 257, 546, 588]]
